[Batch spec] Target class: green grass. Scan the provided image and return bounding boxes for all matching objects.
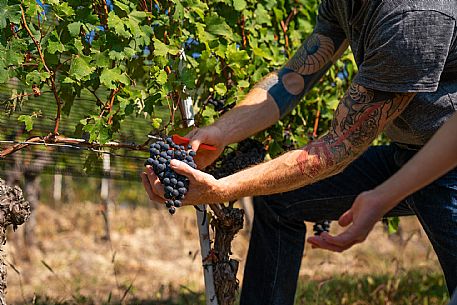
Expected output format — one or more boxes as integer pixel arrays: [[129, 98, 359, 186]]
[[18, 269, 448, 305], [295, 269, 449, 305]]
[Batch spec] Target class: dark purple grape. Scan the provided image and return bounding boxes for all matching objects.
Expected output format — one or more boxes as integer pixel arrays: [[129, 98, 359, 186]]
[[178, 187, 187, 194], [168, 206, 176, 214]]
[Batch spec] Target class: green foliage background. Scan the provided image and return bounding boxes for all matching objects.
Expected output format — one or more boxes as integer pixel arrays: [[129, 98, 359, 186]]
[[1, 0, 356, 157]]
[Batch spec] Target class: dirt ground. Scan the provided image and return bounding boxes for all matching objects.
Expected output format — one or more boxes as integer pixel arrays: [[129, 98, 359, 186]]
[[4, 200, 442, 304]]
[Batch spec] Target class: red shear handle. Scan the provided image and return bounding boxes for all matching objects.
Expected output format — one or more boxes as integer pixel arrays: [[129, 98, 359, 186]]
[[172, 134, 217, 151]]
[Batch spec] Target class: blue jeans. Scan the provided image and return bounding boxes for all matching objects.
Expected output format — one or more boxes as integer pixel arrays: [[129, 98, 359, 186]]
[[240, 144, 457, 305]]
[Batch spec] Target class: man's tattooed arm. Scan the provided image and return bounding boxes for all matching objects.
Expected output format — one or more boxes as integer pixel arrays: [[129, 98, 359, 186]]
[[218, 83, 416, 200], [206, 33, 347, 147], [255, 33, 348, 117], [295, 84, 414, 183]]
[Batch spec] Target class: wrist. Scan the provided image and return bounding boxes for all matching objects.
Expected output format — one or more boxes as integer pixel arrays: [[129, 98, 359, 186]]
[[217, 176, 239, 202], [211, 123, 231, 147]]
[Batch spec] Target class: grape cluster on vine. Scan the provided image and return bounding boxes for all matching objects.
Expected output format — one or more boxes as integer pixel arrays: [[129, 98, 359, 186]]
[[145, 137, 197, 214], [207, 139, 267, 179], [207, 97, 235, 114]]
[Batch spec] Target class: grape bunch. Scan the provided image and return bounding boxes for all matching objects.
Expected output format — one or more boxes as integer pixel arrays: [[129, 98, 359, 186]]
[[207, 139, 266, 179], [313, 220, 331, 236], [144, 137, 197, 215], [207, 97, 235, 114]]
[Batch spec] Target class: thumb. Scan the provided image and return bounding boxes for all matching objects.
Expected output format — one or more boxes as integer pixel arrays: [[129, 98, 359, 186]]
[[170, 159, 195, 178], [338, 209, 353, 227], [186, 128, 202, 151], [189, 137, 202, 152]]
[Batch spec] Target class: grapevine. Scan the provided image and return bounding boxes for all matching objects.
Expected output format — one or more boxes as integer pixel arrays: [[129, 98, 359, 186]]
[[205, 139, 266, 305]]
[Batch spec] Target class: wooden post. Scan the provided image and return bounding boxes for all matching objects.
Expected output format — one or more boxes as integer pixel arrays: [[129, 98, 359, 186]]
[[0, 178, 31, 304], [53, 173, 62, 203], [179, 91, 218, 305], [196, 205, 218, 305], [100, 153, 111, 241]]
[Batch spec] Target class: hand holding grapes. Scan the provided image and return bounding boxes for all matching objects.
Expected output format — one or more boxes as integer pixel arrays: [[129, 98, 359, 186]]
[[142, 159, 227, 206], [186, 126, 226, 169], [307, 190, 389, 252]]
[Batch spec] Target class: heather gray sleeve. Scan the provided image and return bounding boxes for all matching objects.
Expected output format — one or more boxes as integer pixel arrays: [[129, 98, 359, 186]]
[[354, 10, 455, 93]]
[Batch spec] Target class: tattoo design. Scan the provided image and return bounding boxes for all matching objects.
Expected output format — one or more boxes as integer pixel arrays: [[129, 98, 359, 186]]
[[297, 83, 414, 181], [285, 34, 335, 75], [254, 33, 346, 118]]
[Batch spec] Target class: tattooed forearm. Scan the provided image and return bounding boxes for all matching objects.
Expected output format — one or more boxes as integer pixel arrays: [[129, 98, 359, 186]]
[[296, 83, 415, 181], [216, 84, 414, 199], [254, 33, 348, 117], [285, 34, 336, 75]]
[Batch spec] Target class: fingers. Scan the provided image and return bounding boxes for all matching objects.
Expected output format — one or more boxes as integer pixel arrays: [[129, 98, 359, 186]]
[[170, 159, 196, 179], [141, 173, 164, 203], [144, 166, 165, 198], [307, 228, 361, 252], [338, 209, 353, 227], [186, 128, 204, 151], [307, 235, 346, 252]]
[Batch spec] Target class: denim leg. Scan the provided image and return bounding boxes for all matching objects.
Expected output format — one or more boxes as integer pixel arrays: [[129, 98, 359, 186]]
[[407, 167, 457, 294], [240, 195, 307, 305], [240, 145, 415, 305]]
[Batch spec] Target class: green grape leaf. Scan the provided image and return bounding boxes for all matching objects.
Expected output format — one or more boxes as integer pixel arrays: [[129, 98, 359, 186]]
[[69, 56, 94, 81], [108, 12, 132, 38], [387, 217, 400, 234], [233, 0, 246, 11], [18, 115, 33, 131], [100, 67, 130, 89], [214, 83, 227, 96], [47, 31, 65, 54], [153, 38, 179, 56], [67, 22, 82, 36]]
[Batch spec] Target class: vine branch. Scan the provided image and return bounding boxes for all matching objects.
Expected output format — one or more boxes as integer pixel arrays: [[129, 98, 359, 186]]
[[0, 135, 149, 159], [280, 7, 298, 51], [20, 4, 62, 135]]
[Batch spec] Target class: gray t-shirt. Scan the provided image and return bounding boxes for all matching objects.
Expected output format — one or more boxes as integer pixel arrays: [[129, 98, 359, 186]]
[[315, 0, 457, 145]]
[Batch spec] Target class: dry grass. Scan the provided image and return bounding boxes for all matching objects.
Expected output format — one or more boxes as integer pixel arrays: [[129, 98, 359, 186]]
[[3, 201, 445, 304]]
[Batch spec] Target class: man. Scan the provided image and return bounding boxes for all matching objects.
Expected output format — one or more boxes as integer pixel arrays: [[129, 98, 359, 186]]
[[142, 0, 457, 304]]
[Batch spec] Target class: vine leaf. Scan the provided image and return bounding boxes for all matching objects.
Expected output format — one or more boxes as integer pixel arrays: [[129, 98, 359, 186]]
[[67, 22, 82, 37], [153, 38, 179, 56], [69, 56, 94, 81], [100, 67, 130, 89], [18, 115, 33, 131], [233, 0, 247, 11], [47, 31, 65, 54], [214, 83, 227, 96]]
